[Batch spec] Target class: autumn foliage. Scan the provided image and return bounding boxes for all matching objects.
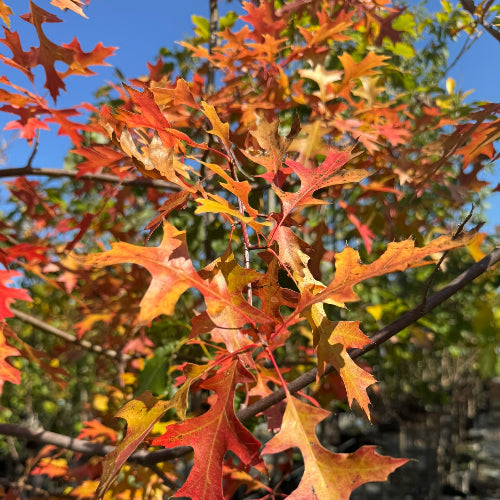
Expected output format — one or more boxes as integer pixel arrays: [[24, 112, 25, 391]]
[[0, 0, 499, 499]]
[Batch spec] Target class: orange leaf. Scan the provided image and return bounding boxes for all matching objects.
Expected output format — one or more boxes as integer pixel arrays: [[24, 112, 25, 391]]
[[314, 320, 376, 418], [0, 0, 13, 27], [315, 232, 477, 307], [50, 0, 88, 18], [31, 457, 69, 478], [79, 222, 272, 330], [242, 114, 300, 178], [78, 419, 118, 443], [262, 395, 408, 499], [333, 51, 389, 99], [152, 360, 262, 500]]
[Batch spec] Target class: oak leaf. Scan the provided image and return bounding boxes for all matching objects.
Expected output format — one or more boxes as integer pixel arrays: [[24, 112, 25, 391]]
[[0, 323, 21, 394], [0, 269, 31, 319], [15, 2, 114, 100], [313, 232, 477, 308], [96, 391, 173, 499], [201, 101, 231, 151], [312, 318, 376, 417], [79, 222, 271, 330], [0, 0, 12, 27], [242, 114, 300, 179], [262, 395, 408, 499], [152, 360, 262, 500], [50, 0, 88, 18], [271, 149, 368, 241]]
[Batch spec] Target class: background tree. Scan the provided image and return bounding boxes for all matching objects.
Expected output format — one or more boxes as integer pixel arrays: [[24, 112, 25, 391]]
[[0, 0, 499, 499]]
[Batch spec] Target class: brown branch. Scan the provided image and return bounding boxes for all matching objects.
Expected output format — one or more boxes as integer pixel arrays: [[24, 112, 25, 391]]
[[0, 424, 190, 466], [0, 166, 179, 190], [2, 248, 499, 466], [236, 246, 500, 422], [207, 0, 219, 95], [10, 308, 132, 362], [422, 205, 477, 305], [459, 0, 500, 43]]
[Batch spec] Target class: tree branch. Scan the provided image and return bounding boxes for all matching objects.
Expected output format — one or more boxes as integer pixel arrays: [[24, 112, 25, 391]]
[[10, 308, 132, 362], [2, 247, 499, 466], [207, 0, 219, 95], [0, 166, 179, 190], [236, 246, 500, 422], [0, 424, 190, 466], [459, 0, 500, 44]]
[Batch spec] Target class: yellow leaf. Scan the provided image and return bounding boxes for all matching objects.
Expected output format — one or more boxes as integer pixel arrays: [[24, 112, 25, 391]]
[[366, 304, 384, 321], [0, 0, 13, 27], [93, 394, 109, 413], [466, 232, 487, 262], [446, 77, 455, 95], [201, 101, 231, 150]]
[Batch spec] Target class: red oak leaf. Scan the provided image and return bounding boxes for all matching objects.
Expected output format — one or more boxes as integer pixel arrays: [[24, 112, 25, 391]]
[[262, 395, 408, 499], [14, 2, 114, 100], [79, 222, 272, 330], [270, 149, 368, 241], [0, 269, 31, 319], [0, 323, 21, 394], [152, 360, 262, 500]]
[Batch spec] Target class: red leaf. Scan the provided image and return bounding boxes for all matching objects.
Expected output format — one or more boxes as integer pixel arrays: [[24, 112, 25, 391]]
[[12, 2, 115, 101], [0, 322, 21, 394], [270, 149, 368, 241], [152, 360, 262, 500], [0, 269, 31, 319]]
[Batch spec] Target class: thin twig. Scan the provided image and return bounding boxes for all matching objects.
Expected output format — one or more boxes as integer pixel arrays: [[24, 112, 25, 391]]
[[207, 0, 219, 95], [0, 166, 179, 190], [217, 140, 253, 303], [26, 133, 40, 169], [445, 31, 481, 75], [459, 0, 500, 44], [422, 204, 476, 305], [147, 463, 180, 490], [10, 307, 132, 362]]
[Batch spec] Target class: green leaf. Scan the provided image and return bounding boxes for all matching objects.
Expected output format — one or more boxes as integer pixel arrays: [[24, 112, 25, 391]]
[[220, 11, 238, 30], [192, 15, 210, 42], [136, 346, 171, 397], [392, 12, 416, 36]]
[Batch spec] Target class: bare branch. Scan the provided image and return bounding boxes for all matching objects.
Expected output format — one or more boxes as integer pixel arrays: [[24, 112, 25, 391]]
[[0, 166, 179, 190], [0, 424, 190, 466], [10, 308, 132, 362]]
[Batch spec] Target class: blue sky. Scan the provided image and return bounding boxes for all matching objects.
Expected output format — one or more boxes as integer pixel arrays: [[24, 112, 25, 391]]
[[0, 0, 498, 229]]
